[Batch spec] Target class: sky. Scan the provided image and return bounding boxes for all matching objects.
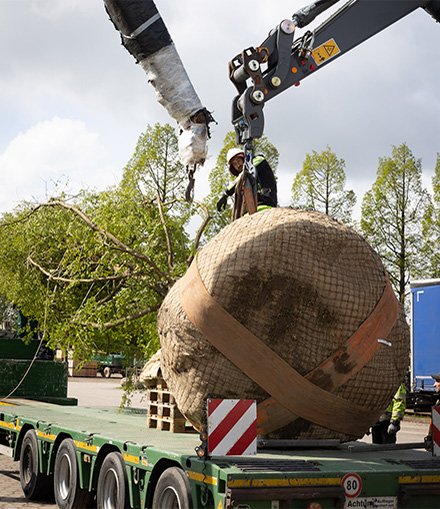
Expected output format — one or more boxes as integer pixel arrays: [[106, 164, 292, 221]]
[[1, 1, 439, 222]]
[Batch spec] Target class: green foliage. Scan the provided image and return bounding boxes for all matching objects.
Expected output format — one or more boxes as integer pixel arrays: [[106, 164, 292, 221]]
[[360, 143, 431, 303], [421, 153, 440, 278], [433, 153, 440, 204], [0, 196, 161, 360], [291, 146, 356, 225], [0, 123, 206, 362], [203, 131, 279, 240], [121, 123, 185, 203]]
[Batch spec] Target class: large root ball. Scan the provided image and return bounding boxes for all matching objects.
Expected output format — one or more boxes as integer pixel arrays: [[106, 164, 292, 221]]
[[157, 208, 409, 441]]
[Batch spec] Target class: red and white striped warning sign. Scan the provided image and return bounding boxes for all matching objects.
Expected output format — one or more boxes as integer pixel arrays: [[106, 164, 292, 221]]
[[207, 399, 257, 456], [433, 406, 440, 456]]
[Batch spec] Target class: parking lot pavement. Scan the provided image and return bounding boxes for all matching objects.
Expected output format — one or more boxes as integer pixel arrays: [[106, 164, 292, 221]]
[[67, 375, 147, 407], [0, 453, 55, 508]]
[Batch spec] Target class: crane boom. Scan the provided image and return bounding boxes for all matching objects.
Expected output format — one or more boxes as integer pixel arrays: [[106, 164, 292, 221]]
[[230, 0, 440, 145]]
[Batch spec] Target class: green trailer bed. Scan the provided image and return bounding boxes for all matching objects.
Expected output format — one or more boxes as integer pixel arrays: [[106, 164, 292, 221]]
[[1, 399, 440, 508]]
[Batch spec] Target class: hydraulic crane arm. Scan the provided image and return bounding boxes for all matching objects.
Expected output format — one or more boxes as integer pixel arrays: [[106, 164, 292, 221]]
[[229, 0, 440, 146]]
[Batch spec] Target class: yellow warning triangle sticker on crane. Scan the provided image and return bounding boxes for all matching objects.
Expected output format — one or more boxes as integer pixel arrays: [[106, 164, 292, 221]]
[[312, 39, 341, 65]]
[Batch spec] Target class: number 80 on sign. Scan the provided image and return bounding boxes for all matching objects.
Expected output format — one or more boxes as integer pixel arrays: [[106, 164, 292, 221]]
[[342, 473, 362, 498]]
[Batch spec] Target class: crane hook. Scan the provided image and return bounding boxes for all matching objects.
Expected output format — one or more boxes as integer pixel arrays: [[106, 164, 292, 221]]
[[185, 164, 196, 203]]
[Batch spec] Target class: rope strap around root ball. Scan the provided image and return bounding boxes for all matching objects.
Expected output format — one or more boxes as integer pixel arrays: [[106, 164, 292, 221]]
[[257, 276, 398, 434], [179, 255, 398, 437]]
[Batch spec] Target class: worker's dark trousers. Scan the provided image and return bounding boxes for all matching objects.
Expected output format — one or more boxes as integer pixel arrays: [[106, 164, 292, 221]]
[[372, 422, 397, 444]]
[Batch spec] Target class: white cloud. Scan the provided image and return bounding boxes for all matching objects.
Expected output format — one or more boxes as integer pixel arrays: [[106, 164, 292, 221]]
[[25, 0, 97, 21], [0, 117, 119, 212]]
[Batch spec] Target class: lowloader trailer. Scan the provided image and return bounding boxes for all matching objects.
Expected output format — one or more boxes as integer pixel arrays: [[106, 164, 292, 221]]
[[1, 399, 440, 508]]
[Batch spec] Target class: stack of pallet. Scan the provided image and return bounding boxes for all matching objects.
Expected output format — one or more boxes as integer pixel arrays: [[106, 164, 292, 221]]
[[68, 359, 97, 378], [141, 350, 195, 433], [146, 381, 188, 433]]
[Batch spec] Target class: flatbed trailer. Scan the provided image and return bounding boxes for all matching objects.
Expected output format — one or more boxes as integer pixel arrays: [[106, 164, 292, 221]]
[[1, 399, 440, 508]]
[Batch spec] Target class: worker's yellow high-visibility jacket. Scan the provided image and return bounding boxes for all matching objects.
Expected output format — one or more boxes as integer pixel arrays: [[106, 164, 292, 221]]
[[386, 383, 407, 421]]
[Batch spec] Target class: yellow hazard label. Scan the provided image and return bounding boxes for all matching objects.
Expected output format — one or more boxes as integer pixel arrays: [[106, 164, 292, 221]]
[[37, 430, 56, 442], [186, 470, 218, 486], [217, 500, 223, 509], [399, 474, 440, 484], [122, 453, 139, 465], [312, 39, 341, 66], [0, 420, 16, 431], [74, 440, 99, 453], [0, 419, 20, 431], [228, 477, 341, 488]]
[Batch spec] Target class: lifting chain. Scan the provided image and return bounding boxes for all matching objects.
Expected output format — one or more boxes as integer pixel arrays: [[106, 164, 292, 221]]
[[243, 140, 257, 182], [185, 164, 197, 203]]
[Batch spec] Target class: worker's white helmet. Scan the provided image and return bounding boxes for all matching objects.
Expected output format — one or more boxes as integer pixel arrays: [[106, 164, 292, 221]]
[[227, 148, 245, 176]]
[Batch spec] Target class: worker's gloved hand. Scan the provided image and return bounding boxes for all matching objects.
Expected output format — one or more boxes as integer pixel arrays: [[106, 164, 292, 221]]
[[387, 420, 400, 435], [425, 434, 433, 451], [216, 193, 228, 212]]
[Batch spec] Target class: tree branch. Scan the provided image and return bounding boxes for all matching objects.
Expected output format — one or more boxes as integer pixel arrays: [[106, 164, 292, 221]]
[[29, 200, 175, 285], [27, 256, 139, 284], [156, 193, 173, 270], [95, 281, 125, 306], [72, 302, 162, 329], [161, 198, 211, 266]]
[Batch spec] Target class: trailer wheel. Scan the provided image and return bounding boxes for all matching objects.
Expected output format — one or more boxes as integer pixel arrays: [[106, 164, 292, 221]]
[[103, 366, 112, 378], [152, 467, 193, 509], [19, 429, 53, 500], [54, 438, 92, 509], [97, 451, 129, 509]]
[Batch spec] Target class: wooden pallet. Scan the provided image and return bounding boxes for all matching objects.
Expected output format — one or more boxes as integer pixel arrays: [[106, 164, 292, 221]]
[[146, 388, 191, 433]]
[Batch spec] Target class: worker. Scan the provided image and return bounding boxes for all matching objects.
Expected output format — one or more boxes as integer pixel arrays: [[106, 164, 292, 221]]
[[216, 148, 277, 216], [431, 373, 440, 400], [425, 372, 440, 449], [371, 383, 407, 444]]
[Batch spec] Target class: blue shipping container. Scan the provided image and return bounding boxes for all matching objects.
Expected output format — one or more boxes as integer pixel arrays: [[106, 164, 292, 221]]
[[410, 279, 440, 392]]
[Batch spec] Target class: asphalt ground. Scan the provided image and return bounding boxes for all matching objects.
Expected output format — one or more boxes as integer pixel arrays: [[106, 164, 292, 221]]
[[0, 377, 432, 508]]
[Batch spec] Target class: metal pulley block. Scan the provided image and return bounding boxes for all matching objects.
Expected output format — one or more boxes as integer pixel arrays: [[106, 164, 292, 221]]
[[228, 46, 269, 100]]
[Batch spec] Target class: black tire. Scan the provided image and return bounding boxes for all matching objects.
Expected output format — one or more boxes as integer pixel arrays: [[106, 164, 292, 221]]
[[19, 429, 53, 500], [97, 452, 129, 509], [152, 467, 193, 509], [103, 366, 112, 378], [54, 438, 93, 509]]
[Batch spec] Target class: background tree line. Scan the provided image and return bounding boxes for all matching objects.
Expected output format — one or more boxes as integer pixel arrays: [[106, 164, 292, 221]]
[[290, 143, 439, 306], [0, 122, 439, 361]]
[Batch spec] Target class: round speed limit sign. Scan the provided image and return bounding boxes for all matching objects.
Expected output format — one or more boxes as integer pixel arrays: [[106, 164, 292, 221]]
[[342, 473, 362, 498]]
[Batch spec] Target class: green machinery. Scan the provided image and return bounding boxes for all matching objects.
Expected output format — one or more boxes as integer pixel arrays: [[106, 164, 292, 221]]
[[0, 312, 76, 405]]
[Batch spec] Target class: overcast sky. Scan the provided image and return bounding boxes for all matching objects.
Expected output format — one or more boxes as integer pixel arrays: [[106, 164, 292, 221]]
[[1, 1, 439, 221]]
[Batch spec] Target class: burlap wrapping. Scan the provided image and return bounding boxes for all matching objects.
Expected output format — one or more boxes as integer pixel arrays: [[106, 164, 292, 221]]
[[157, 208, 409, 441]]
